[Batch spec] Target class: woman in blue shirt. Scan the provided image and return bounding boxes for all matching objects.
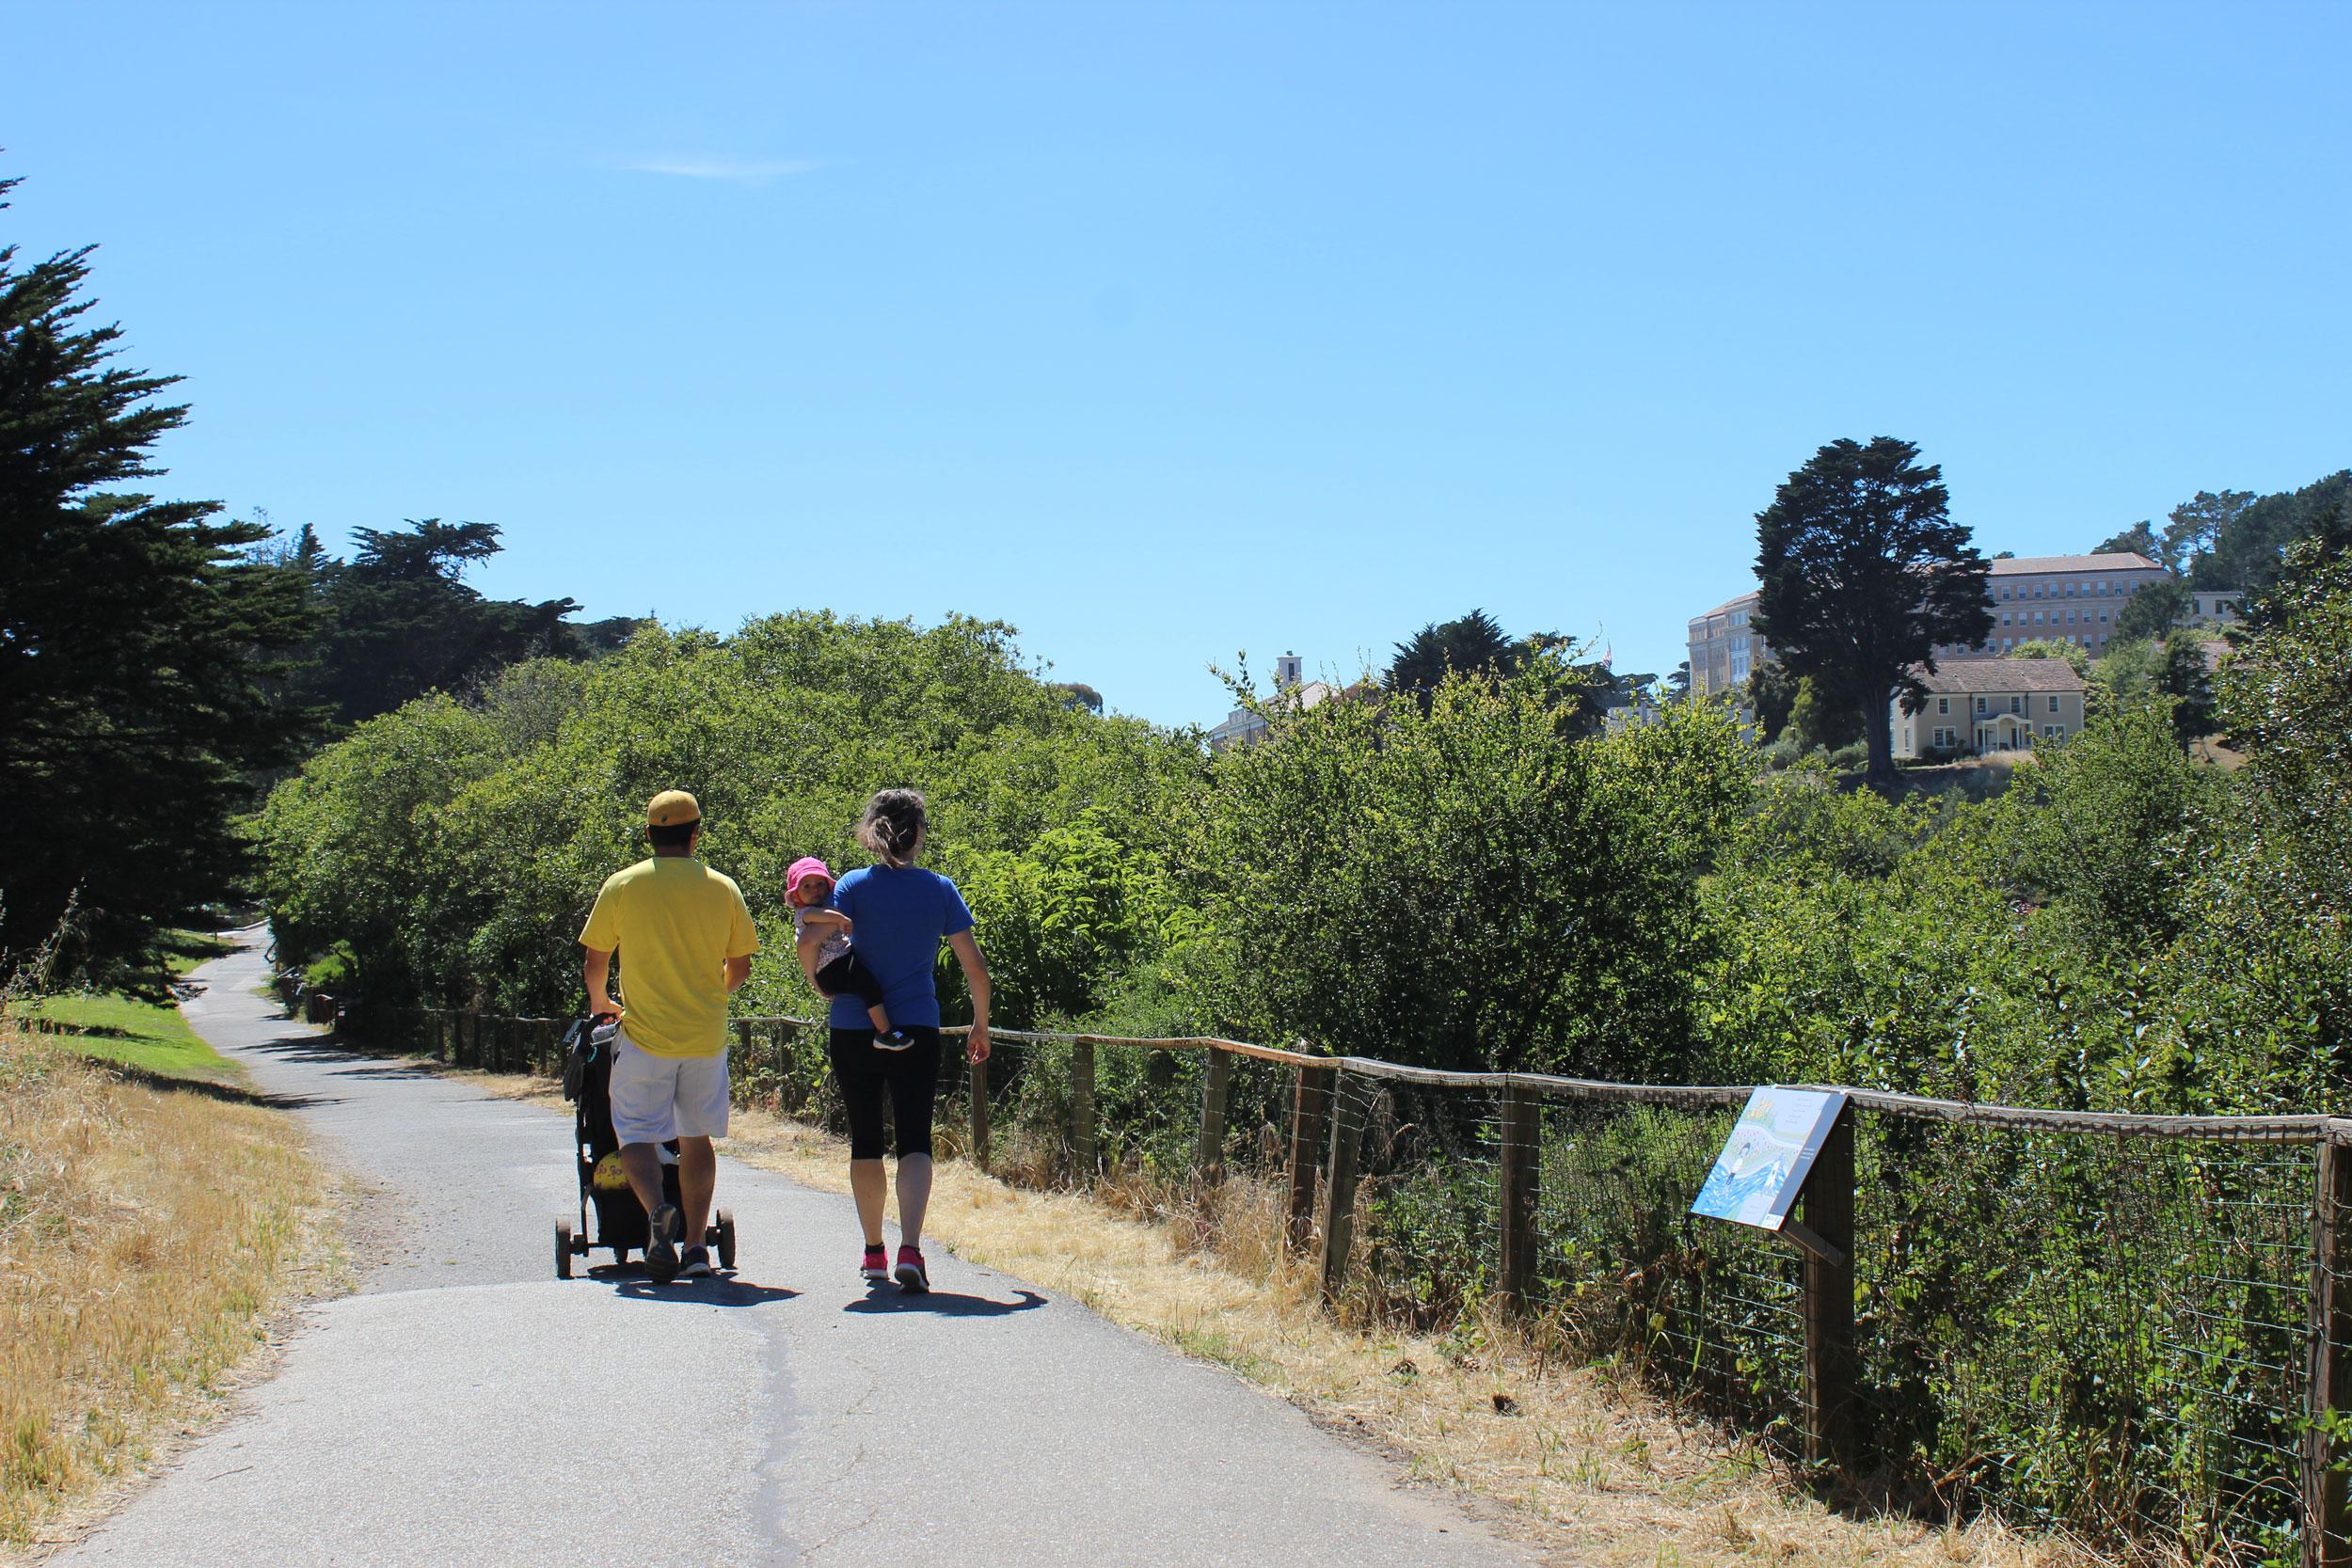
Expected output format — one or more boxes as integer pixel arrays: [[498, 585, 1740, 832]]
[[825, 788, 992, 1292]]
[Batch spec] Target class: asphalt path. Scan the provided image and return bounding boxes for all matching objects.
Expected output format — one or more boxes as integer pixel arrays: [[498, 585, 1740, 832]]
[[55, 931, 1535, 1568]]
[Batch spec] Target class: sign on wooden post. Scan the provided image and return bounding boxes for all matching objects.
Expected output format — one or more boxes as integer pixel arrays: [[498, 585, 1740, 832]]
[[1498, 1085, 1541, 1311], [1286, 1065, 1332, 1253], [1798, 1104, 1857, 1474], [1197, 1049, 1233, 1182], [1319, 1072, 1369, 1304], [1692, 1086, 1855, 1477], [1691, 1085, 1850, 1246], [2306, 1138, 2352, 1568], [1070, 1040, 1098, 1182]]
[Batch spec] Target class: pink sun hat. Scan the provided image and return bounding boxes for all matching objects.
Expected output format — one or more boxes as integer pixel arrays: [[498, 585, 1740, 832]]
[[785, 856, 835, 900]]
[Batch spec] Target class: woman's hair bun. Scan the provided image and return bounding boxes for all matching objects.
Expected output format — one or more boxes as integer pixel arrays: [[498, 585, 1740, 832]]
[[856, 788, 929, 868]]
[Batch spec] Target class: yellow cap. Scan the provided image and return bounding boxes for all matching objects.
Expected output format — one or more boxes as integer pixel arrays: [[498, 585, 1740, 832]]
[[645, 790, 702, 828]]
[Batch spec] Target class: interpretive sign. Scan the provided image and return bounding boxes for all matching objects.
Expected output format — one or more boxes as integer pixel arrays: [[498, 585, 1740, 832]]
[[1691, 1086, 1849, 1231]]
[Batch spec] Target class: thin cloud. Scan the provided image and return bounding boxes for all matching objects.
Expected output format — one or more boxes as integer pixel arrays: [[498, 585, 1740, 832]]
[[614, 156, 822, 187]]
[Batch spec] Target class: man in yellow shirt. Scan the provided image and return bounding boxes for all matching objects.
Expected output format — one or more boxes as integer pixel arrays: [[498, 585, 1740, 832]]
[[580, 791, 759, 1283]]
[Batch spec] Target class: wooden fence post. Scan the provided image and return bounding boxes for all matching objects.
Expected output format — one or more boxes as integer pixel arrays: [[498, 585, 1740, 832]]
[[1800, 1102, 1858, 1476], [1069, 1040, 1098, 1183], [2306, 1137, 2352, 1568], [1197, 1048, 1232, 1182], [1498, 1083, 1541, 1312], [1319, 1071, 1368, 1304], [970, 1048, 992, 1175], [1286, 1066, 1332, 1252]]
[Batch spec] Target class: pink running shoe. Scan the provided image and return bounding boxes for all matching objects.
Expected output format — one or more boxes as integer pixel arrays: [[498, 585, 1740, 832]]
[[859, 1244, 888, 1282], [894, 1244, 930, 1293]]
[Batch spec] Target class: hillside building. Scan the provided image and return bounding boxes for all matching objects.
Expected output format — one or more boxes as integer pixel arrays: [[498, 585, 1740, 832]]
[[1933, 553, 2169, 659], [1206, 652, 1366, 751], [1684, 592, 1765, 700], [1891, 658, 2087, 760], [1689, 552, 2240, 699]]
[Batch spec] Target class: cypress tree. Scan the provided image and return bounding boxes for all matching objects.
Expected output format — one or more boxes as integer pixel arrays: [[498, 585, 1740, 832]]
[[0, 176, 317, 974], [1752, 437, 1992, 785]]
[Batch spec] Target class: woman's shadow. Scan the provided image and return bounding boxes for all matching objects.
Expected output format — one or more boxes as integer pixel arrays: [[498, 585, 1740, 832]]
[[845, 1285, 1047, 1318]]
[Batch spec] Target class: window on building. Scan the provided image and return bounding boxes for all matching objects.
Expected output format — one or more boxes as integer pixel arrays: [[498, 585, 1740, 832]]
[[1937, 696, 1948, 714], [2010, 696, 2022, 713], [1975, 696, 1988, 714], [2048, 695, 2059, 713], [2043, 724, 2062, 739]]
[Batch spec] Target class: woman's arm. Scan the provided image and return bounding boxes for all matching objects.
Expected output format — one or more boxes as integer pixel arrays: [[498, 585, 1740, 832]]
[[947, 929, 991, 1063]]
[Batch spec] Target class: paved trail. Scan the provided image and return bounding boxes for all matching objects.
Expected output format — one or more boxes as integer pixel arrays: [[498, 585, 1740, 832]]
[[56, 932, 1534, 1568]]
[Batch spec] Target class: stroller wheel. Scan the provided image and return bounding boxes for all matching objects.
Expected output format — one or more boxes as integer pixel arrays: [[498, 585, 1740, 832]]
[[715, 1210, 737, 1271], [555, 1221, 574, 1280], [612, 1243, 629, 1268]]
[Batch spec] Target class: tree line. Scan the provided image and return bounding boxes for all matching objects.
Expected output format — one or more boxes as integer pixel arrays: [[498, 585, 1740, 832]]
[[2094, 470, 2352, 594], [0, 180, 634, 975]]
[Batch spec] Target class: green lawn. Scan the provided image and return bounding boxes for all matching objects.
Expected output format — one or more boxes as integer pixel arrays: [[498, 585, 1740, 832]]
[[12, 990, 244, 1085], [161, 928, 235, 977]]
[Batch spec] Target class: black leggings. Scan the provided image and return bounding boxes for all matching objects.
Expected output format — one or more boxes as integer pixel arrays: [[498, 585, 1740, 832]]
[[829, 1026, 941, 1160], [815, 949, 887, 1013]]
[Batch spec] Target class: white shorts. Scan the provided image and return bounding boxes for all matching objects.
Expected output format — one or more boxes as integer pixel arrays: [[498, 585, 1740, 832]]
[[609, 1029, 730, 1146]]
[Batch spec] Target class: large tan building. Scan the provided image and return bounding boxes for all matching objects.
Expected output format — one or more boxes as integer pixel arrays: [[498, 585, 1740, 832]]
[[1689, 552, 2236, 697], [1933, 552, 2169, 659], [1892, 658, 2087, 760], [1685, 591, 1766, 700]]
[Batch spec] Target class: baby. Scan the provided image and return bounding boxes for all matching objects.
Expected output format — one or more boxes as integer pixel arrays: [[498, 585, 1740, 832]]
[[786, 856, 913, 1051]]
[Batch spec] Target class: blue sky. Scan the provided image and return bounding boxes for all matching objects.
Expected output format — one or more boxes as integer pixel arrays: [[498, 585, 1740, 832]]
[[7, 1, 2346, 726]]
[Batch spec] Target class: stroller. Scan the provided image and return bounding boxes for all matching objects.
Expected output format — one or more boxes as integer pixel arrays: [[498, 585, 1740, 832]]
[[555, 1016, 737, 1279]]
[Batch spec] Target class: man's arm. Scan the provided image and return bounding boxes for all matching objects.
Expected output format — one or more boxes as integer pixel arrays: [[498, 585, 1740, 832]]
[[582, 946, 619, 1016], [724, 955, 752, 994], [947, 929, 991, 1063]]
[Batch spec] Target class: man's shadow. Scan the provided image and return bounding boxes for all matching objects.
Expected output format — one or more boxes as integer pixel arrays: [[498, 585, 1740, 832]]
[[609, 1272, 800, 1307], [844, 1286, 1047, 1318]]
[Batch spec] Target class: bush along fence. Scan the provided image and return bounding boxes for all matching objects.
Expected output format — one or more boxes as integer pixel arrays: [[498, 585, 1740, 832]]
[[326, 989, 2352, 1568]]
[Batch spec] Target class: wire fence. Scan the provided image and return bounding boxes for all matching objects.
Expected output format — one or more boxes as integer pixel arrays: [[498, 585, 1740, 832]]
[[321, 986, 2352, 1567]]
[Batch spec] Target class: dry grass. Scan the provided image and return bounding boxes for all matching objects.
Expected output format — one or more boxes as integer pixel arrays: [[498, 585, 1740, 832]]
[[456, 1068, 2096, 1568], [0, 1027, 335, 1553]]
